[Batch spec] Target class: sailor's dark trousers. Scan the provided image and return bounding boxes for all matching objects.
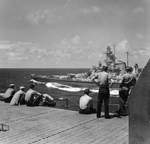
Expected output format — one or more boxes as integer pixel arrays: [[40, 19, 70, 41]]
[[97, 85, 110, 118]]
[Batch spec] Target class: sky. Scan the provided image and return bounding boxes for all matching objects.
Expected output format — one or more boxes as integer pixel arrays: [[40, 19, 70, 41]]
[[0, 0, 149, 68]]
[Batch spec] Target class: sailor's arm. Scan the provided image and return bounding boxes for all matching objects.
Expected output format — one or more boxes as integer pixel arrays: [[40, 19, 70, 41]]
[[108, 73, 113, 86], [87, 98, 93, 109], [33, 90, 42, 96], [92, 77, 100, 86], [91, 73, 100, 85]]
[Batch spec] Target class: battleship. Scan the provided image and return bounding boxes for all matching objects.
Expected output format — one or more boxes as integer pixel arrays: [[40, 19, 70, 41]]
[[30, 45, 140, 90]]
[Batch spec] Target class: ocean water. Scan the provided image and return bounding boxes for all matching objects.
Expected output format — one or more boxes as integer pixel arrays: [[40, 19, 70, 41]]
[[0, 68, 89, 90]]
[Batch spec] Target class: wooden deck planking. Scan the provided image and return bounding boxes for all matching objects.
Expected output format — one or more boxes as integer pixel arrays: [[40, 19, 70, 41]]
[[17, 115, 96, 144], [0, 107, 94, 143], [95, 127, 128, 144], [0, 102, 128, 144], [70, 118, 127, 144], [0, 110, 75, 143], [36, 117, 119, 144], [48, 118, 123, 144], [0, 103, 53, 124]]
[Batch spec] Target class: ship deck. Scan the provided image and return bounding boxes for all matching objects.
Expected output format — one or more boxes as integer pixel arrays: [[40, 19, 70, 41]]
[[0, 102, 128, 144]]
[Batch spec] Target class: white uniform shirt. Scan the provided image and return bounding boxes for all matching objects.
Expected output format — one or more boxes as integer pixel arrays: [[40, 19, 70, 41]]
[[79, 94, 92, 110], [95, 71, 109, 86], [3, 88, 15, 98], [25, 89, 41, 102], [10, 90, 25, 105]]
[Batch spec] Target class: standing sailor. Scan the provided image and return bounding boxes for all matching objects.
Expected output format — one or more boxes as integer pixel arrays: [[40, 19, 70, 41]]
[[117, 66, 136, 116], [93, 66, 111, 119]]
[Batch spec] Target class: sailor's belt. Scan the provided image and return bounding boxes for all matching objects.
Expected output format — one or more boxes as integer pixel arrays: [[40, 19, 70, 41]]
[[99, 84, 108, 88]]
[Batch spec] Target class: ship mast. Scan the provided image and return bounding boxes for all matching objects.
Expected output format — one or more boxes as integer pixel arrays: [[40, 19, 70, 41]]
[[113, 44, 116, 64], [126, 51, 129, 67]]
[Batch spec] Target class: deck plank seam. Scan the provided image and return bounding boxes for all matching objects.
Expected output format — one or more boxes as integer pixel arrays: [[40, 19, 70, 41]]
[[28, 118, 97, 144]]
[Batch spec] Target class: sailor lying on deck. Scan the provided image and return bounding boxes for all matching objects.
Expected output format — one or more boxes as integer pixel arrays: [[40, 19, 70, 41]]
[[10, 86, 25, 106], [79, 88, 96, 114]]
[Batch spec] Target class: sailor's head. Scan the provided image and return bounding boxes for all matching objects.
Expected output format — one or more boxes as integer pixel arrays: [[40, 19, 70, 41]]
[[102, 66, 108, 72], [9, 84, 15, 88], [20, 86, 25, 91], [84, 88, 91, 95], [97, 66, 102, 72], [29, 83, 35, 89], [134, 63, 138, 68], [126, 66, 133, 73]]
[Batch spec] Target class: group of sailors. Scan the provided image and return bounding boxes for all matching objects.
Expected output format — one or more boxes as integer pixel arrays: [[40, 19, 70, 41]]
[[79, 65, 138, 118], [0, 83, 56, 107], [0, 65, 138, 119]]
